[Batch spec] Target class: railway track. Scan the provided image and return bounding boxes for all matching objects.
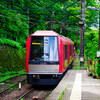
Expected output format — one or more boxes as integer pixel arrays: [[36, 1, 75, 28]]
[[0, 73, 18, 77], [16, 88, 34, 100], [0, 84, 52, 100], [0, 73, 53, 100], [0, 73, 26, 83], [0, 79, 27, 96], [0, 74, 27, 97], [16, 88, 51, 100]]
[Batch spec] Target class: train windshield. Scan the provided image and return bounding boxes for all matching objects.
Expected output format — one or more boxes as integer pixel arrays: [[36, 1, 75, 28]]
[[29, 36, 59, 64]]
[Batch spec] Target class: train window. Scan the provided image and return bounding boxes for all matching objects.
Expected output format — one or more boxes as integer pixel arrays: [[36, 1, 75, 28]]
[[73, 45, 74, 53], [65, 45, 67, 60], [65, 45, 68, 67], [29, 36, 59, 64]]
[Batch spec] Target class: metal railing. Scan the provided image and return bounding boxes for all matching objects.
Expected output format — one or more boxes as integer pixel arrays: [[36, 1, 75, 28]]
[[87, 57, 97, 78]]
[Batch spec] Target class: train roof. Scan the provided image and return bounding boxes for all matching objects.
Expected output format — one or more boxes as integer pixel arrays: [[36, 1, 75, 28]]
[[31, 30, 74, 45], [66, 37, 74, 44], [31, 30, 59, 36]]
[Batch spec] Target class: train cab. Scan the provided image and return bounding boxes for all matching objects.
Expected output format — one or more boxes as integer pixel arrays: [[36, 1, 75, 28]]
[[26, 31, 74, 85]]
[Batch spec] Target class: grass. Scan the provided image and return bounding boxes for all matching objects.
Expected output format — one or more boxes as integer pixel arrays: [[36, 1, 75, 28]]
[[0, 69, 25, 75], [20, 98, 24, 100], [0, 75, 16, 82], [74, 57, 88, 70], [0, 69, 26, 82], [58, 84, 69, 100], [7, 83, 18, 92], [75, 65, 80, 70], [74, 58, 80, 70]]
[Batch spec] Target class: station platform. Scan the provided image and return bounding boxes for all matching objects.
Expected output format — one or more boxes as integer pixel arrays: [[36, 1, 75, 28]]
[[46, 69, 100, 100]]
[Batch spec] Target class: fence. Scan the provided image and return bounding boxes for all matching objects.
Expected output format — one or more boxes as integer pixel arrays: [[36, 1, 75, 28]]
[[87, 57, 98, 78]]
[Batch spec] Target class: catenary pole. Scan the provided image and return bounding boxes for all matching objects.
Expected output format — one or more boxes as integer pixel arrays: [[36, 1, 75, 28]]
[[80, 0, 85, 65]]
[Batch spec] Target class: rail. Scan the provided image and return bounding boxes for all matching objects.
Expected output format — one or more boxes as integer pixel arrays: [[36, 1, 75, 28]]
[[16, 88, 33, 100], [0, 74, 26, 83], [16, 89, 50, 100], [0, 79, 27, 96]]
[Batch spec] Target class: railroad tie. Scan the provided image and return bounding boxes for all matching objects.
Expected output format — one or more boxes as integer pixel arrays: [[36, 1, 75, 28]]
[[32, 96, 39, 100]]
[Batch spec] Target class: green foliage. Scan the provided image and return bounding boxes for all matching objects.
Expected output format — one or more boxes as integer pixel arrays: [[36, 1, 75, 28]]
[[0, 45, 25, 73], [0, 0, 99, 73], [86, 59, 100, 77], [0, 4, 28, 44], [0, 38, 26, 53], [85, 29, 98, 59], [0, 38, 22, 49], [0, 0, 99, 46]]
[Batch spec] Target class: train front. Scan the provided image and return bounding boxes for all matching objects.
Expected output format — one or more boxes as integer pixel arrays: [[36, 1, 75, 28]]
[[26, 31, 62, 85]]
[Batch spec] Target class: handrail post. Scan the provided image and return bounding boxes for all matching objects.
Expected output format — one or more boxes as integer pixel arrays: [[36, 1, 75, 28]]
[[94, 60, 96, 76], [88, 57, 90, 74]]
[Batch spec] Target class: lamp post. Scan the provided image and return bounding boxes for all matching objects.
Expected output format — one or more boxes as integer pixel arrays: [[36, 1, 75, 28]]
[[87, 0, 100, 75]]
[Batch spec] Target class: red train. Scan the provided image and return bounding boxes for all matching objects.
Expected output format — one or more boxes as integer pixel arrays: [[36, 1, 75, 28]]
[[26, 31, 74, 85]]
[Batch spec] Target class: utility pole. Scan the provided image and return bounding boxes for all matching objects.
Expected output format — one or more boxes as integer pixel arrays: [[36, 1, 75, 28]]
[[80, 0, 85, 65]]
